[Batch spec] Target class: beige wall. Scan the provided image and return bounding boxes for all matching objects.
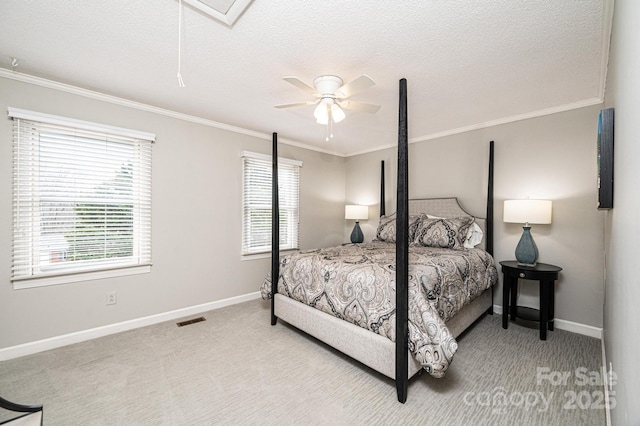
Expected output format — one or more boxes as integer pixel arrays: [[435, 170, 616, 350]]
[[345, 105, 605, 329], [0, 76, 345, 350], [603, 0, 640, 423]]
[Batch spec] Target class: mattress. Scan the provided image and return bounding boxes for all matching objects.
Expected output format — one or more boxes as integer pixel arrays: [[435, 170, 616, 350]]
[[261, 241, 497, 377]]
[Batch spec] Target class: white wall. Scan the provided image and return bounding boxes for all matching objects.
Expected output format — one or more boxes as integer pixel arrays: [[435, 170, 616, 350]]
[[345, 105, 605, 329], [0, 75, 345, 350], [603, 0, 640, 424]]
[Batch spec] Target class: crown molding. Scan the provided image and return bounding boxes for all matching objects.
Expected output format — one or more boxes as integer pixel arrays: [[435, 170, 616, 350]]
[[344, 97, 604, 157], [1, 68, 604, 159], [0, 68, 346, 157]]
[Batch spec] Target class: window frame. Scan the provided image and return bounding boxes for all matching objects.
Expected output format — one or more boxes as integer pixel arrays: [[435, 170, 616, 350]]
[[9, 107, 154, 289], [241, 151, 301, 257]]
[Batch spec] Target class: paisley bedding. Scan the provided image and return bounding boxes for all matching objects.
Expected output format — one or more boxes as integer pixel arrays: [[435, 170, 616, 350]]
[[261, 241, 497, 378]]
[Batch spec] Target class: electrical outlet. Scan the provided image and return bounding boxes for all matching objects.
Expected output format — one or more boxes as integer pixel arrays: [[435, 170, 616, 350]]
[[106, 291, 117, 305]]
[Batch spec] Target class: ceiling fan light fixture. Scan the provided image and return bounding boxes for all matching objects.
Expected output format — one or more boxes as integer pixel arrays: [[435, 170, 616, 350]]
[[276, 74, 380, 140], [331, 104, 345, 123], [314, 102, 330, 124]]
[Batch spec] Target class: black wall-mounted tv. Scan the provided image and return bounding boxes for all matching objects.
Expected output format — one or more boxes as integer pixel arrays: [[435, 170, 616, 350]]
[[597, 107, 614, 210]]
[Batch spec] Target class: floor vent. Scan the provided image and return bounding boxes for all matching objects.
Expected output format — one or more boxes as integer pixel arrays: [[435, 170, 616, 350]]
[[176, 317, 206, 327]]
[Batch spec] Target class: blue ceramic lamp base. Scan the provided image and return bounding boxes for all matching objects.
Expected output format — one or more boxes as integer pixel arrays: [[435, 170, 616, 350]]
[[350, 221, 364, 243], [515, 226, 538, 266]]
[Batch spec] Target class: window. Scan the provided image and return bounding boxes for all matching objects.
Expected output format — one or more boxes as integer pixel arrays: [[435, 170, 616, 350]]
[[242, 151, 301, 256], [9, 108, 153, 288]]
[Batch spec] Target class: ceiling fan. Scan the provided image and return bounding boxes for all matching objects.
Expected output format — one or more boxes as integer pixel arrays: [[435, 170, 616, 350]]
[[275, 75, 381, 140]]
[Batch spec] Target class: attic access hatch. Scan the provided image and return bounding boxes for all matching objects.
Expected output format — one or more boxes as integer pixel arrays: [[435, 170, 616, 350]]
[[183, 0, 252, 25]]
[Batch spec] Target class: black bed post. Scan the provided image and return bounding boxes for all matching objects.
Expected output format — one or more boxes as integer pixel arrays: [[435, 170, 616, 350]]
[[486, 141, 494, 256], [395, 78, 409, 403], [271, 132, 279, 326], [380, 160, 386, 217], [486, 140, 495, 315]]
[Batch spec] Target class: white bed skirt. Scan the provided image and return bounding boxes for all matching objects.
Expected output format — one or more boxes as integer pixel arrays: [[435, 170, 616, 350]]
[[274, 288, 493, 380]]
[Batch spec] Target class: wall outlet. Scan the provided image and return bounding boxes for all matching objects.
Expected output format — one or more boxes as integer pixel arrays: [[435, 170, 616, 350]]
[[106, 291, 117, 305]]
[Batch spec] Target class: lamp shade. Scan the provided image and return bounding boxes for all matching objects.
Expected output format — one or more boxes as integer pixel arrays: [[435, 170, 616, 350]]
[[314, 100, 346, 125], [331, 103, 346, 123], [345, 205, 369, 220], [314, 102, 330, 124], [503, 200, 552, 225]]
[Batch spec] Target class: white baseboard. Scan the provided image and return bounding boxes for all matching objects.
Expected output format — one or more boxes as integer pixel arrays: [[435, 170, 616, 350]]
[[601, 330, 612, 426], [492, 305, 603, 339], [0, 291, 262, 361], [0, 298, 601, 362]]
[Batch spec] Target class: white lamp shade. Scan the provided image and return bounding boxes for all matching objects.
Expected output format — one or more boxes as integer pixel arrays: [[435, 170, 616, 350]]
[[503, 199, 552, 224], [314, 102, 329, 124], [314, 99, 346, 124], [345, 205, 369, 220], [331, 104, 346, 123]]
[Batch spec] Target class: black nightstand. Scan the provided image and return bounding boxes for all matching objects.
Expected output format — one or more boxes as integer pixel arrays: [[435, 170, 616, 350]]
[[500, 260, 562, 340]]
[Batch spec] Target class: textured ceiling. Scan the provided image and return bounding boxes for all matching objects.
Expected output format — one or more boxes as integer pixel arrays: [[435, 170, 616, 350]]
[[0, 1, 612, 156]]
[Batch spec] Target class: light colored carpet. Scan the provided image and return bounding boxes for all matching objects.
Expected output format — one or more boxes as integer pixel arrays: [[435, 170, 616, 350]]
[[0, 299, 605, 425]]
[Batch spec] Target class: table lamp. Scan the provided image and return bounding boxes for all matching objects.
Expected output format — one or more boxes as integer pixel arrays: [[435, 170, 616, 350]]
[[503, 199, 552, 266], [345, 205, 369, 243]]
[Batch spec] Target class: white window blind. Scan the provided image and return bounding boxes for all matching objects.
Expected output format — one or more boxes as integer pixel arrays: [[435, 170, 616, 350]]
[[242, 152, 301, 255], [9, 108, 153, 287]]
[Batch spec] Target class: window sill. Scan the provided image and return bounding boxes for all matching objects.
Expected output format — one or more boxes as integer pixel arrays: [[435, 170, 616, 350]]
[[241, 249, 299, 262], [12, 265, 151, 290]]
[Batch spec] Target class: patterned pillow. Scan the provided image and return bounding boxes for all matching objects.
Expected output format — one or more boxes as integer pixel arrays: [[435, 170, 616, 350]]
[[413, 216, 474, 249], [427, 214, 484, 248], [375, 213, 423, 242]]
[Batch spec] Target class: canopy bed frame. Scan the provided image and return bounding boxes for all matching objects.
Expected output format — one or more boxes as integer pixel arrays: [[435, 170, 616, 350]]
[[269, 78, 495, 403]]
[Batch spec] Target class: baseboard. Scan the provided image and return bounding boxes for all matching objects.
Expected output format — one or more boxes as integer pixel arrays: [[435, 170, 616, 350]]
[[1, 299, 600, 361], [601, 330, 612, 426], [0, 291, 261, 361], [492, 305, 603, 339]]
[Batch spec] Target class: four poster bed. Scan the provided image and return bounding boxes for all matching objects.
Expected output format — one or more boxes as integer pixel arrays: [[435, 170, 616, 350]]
[[261, 79, 497, 403]]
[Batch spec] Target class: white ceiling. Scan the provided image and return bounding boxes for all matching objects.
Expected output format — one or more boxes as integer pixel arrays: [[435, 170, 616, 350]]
[[0, 1, 612, 156]]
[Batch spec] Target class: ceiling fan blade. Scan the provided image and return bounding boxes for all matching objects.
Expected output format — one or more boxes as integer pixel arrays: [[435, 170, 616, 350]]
[[339, 100, 381, 113], [282, 76, 318, 96], [274, 100, 318, 109], [335, 75, 375, 98]]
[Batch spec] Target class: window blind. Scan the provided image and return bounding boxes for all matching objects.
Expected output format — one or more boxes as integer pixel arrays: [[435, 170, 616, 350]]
[[242, 152, 301, 255], [10, 108, 153, 285]]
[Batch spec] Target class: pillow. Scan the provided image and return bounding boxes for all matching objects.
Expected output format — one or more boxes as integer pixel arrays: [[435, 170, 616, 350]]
[[427, 214, 483, 249], [413, 216, 474, 249], [375, 213, 423, 242], [464, 222, 484, 248]]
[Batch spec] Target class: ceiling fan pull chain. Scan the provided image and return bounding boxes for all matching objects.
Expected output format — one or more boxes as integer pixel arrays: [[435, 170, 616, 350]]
[[329, 112, 334, 139], [177, 0, 186, 87], [326, 104, 333, 142]]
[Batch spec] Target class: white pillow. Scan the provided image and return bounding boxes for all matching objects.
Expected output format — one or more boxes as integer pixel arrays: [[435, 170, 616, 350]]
[[426, 215, 484, 248]]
